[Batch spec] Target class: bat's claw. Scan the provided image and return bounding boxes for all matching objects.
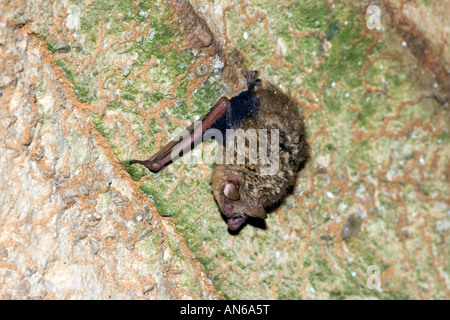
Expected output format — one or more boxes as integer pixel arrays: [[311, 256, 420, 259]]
[[242, 70, 261, 88]]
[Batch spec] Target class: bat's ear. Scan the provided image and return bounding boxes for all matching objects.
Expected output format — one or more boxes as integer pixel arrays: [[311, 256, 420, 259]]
[[224, 179, 240, 201], [247, 203, 267, 219]]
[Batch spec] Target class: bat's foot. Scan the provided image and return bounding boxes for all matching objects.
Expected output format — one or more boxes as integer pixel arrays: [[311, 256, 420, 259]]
[[242, 70, 261, 88]]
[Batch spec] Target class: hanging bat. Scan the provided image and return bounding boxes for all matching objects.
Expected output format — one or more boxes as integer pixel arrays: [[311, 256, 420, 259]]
[[131, 71, 310, 230]]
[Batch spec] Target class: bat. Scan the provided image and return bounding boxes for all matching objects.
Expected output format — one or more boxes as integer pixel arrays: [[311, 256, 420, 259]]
[[131, 71, 310, 230]]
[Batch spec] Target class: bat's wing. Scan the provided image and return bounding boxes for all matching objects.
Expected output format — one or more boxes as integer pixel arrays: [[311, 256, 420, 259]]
[[131, 97, 230, 172]]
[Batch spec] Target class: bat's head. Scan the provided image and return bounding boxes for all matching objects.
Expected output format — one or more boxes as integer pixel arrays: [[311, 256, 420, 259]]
[[211, 165, 267, 231]]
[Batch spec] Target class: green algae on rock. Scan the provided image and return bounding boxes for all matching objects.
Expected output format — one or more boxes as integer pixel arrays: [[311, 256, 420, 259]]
[[32, 0, 450, 299]]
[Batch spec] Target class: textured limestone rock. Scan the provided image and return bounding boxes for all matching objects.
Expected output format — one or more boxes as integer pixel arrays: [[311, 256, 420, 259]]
[[0, 0, 218, 299], [1, 0, 449, 299]]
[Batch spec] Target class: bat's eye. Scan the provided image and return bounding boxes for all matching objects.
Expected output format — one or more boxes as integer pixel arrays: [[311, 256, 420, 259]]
[[224, 180, 240, 201]]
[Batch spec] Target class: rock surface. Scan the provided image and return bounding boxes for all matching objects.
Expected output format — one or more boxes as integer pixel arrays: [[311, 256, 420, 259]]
[[0, 0, 449, 299]]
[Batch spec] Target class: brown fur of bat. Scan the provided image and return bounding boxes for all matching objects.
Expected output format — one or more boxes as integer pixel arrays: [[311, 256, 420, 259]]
[[211, 76, 310, 230]]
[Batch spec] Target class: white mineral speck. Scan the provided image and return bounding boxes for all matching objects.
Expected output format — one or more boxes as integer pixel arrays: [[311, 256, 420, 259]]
[[338, 202, 348, 213], [357, 184, 366, 194], [66, 5, 81, 33], [275, 251, 281, 260], [209, 55, 224, 72], [146, 29, 156, 41], [277, 38, 287, 56], [435, 219, 450, 233], [419, 155, 425, 164], [215, 6, 222, 15]]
